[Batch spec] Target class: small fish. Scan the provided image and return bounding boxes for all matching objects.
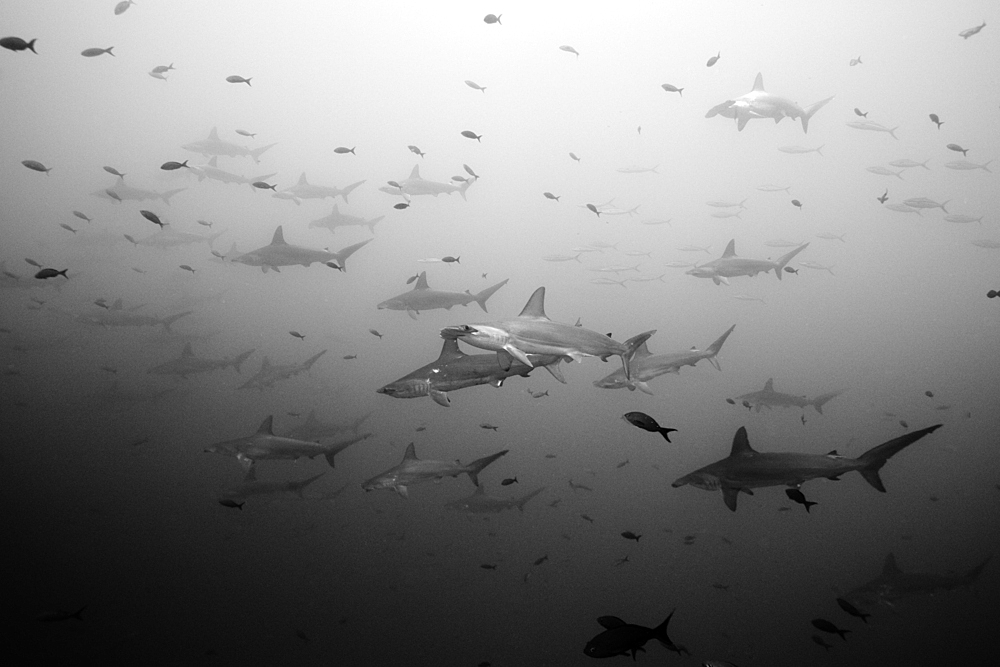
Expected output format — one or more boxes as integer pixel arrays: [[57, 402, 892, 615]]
[[289, 331, 306, 340], [925, 390, 934, 398], [179, 265, 195, 273], [616, 459, 629, 469], [451, 175, 468, 183], [586, 203, 601, 217], [0, 37, 38, 54], [334, 146, 356, 154], [849, 56, 862, 66], [811, 618, 850, 641], [559, 45, 580, 58], [712, 584, 730, 591], [725, 398, 736, 405], [407, 145, 425, 158], [480, 423, 499, 431], [21, 160, 52, 175], [73, 211, 92, 223], [103, 166, 126, 178], [387, 181, 402, 190], [460, 130, 482, 142], [94, 298, 109, 309], [226, 75, 252, 86], [441, 256, 460, 263], [394, 203, 410, 210], [405, 274, 419, 285], [543, 192, 560, 201], [463, 164, 479, 179], [218, 498, 245, 510], [465, 80, 486, 93], [620, 531, 641, 542], [836, 598, 871, 624], [706, 51, 721, 67], [197, 219, 213, 227], [252, 181, 276, 191], [81, 47, 115, 57], [369, 329, 383, 339], [812, 635, 833, 651], [614, 555, 630, 566], [580, 513, 594, 523], [132, 267, 145, 273], [742, 400, 752, 410], [160, 160, 188, 170], [533, 555, 548, 566], [929, 113, 943, 129], [236, 129, 256, 138], [105, 189, 122, 202], [343, 354, 357, 360], [988, 290, 998, 299], [569, 152, 581, 162], [127, 437, 149, 447], [34, 268, 68, 280], [791, 199, 802, 209], [899, 420, 908, 428], [660, 83, 683, 96], [785, 488, 818, 513], [480, 563, 497, 570], [570, 479, 593, 492], [483, 14, 502, 25], [500, 477, 518, 486], [114, 0, 135, 15], [415, 426, 427, 432], [295, 629, 310, 643], [877, 189, 889, 204], [853, 108, 868, 118], [947, 143, 968, 156], [959, 21, 987, 39], [59, 223, 77, 233], [326, 261, 344, 271], [622, 412, 677, 442], [140, 210, 166, 227], [530, 390, 549, 398], [545, 454, 557, 459], [124, 234, 138, 245]]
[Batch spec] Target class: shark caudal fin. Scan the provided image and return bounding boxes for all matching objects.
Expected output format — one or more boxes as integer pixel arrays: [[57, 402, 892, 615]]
[[160, 188, 186, 205], [620, 330, 657, 381], [472, 278, 509, 312], [340, 180, 366, 204], [302, 349, 328, 369], [231, 349, 255, 373], [515, 486, 547, 511], [294, 472, 326, 497], [705, 324, 736, 371], [775, 243, 810, 279], [856, 424, 942, 492], [161, 311, 192, 332], [465, 449, 509, 487], [801, 96, 834, 134], [331, 238, 372, 271], [458, 177, 473, 201], [812, 390, 843, 414], [249, 143, 277, 164]]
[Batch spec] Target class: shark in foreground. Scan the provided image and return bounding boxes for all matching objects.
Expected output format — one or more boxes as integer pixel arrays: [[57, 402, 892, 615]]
[[672, 424, 942, 511], [187, 156, 276, 189], [281, 173, 366, 203], [238, 350, 327, 390], [147, 343, 254, 379], [92, 178, 186, 205], [734, 378, 842, 414], [377, 272, 509, 319], [840, 552, 993, 612], [204, 415, 372, 472], [706, 72, 834, 133], [440, 286, 655, 381], [181, 127, 276, 163], [445, 484, 546, 513], [309, 203, 384, 235], [362, 443, 508, 498], [686, 239, 809, 285], [230, 226, 372, 273], [594, 324, 735, 394], [377, 338, 566, 407], [378, 165, 474, 200]]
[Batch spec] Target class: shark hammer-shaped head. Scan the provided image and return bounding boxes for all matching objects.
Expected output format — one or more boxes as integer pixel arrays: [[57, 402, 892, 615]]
[[671, 471, 721, 491], [440, 324, 509, 349]]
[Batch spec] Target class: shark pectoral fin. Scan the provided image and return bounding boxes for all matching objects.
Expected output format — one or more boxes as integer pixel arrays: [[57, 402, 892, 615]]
[[496, 350, 514, 371], [502, 345, 534, 367], [543, 361, 567, 384], [635, 381, 654, 396], [722, 487, 740, 511], [395, 485, 409, 498], [237, 454, 254, 471], [407, 309, 418, 320], [430, 389, 451, 407]]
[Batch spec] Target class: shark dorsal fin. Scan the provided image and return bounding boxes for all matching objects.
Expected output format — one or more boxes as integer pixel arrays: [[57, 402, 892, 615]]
[[297, 173, 308, 185], [752, 73, 765, 91], [403, 442, 418, 461], [437, 338, 466, 361], [518, 287, 548, 319], [409, 165, 421, 180], [722, 239, 737, 258], [764, 378, 774, 391], [332, 203, 339, 213], [729, 426, 756, 457], [271, 226, 286, 245], [414, 271, 429, 290], [827, 449, 839, 456], [257, 416, 275, 435], [882, 553, 901, 576], [634, 341, 653, 359], [181, 342, 193, 357], [208, 127, 219, 140]]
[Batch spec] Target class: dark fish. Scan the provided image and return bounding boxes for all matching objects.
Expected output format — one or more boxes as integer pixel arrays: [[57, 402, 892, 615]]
[[543, 192, 560, 201], [741, 400, 752, 410], [791, 199, 802, 209], [580, 513, 594, 523], [326, 261, 344, 271], [480, 423, 499, 431], [853, 108, 868, 117], [621, 531, 641, 542], [343, 354, 357, 360], [929, 113, 943, 129], [369, 329, 383, 339], [877, 189, 889, 204], [289, 331, 305, 340], [614, 555, 630, 566], [463, 164, 479, 179], [73, 211, 92, 222], [415, 426, 427, 432], [441, 256, 460, 263], [387, 180, 401, 189], [812, 635, 833, 651], [451, 175, 468, 182], [480, 563, 497, 570], [407, 145, 425, 158], [295, 629, 309, 643], [586, 203, 601, 217], [252, 181, 276, 191], [661, 83, 683, 96], [725, 398, 736, 404], [924, 390, 934, 398], [103, 166, 126, 178], [533, 554, 548, 566], [706, 51, 721, 67], [569, 152, 581, 162], [36, 606, 86, 622], [616, 459, 629, 469], [21, 160, 52, 174], [235, 129, 255, 137], [124, 234, 138, 245], [334, 146, 356, 154], [836, 597, 871, 624], [218, 498, 244, 510], [501, 477, 518, 486], [712, 584, 730, 591], [784, 488, 818, 513], [622, 412, 677, 442], [947, 143, 968, 156], [94, 299, 109, 309], [140, 210, 166, 227], [461, 130, 482, 142], [1, 37, 38, 54], [899, 420, 908, 428], [530, 390, 548, 398], [114, 1, 135, 15], [483, 14, 501, 24], [811, 618, 850, 640], [394, 203, 410, 210], [226, 75, 252, 86], [34, 268, 68, 280], [81, 47, 114, 57], [989, 290, 998, 299], [544, 454, 557, 459], [584, 611, 677, 660], [179, 265, 195, 274], [160, 160, 188, 170]]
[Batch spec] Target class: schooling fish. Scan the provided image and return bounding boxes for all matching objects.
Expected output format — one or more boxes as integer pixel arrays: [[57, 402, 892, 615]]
[[947, 143, 968, 156], [622, 412, 677, 442], [1, 37, 38, 53], [620, 531, 641, 542], [160, 160, 188, 170], [854, 108, 868, 118], [483, 14, 502, 25], [34, 268, 69, 280], [21, 160, 52, 174], [334, 147, 356, 154], [586, 203, 601, 217], [139, 210, 166, 228], [103, 166, 126, 178], [543, 192, 560, 201], [81, 47, 114, 57], [835, 597, 871, 624], [706, 51, 721, 67]]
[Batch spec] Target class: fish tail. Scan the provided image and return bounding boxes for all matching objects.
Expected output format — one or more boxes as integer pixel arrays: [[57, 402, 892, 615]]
[[473, 278, 509, 312], [811, 391, 842, 414], [658, 427, 678, 443], [940, 199, 950, 213], [652, 609, 677, 650], [775, 242, 809, 279], [855, 424, 942, 492], [27, 39, 37, 54], [620, 329, 656, 381], [704, 324, 736, 371], [465, 449, 509, 487], [71, 605, 87, 620], [58, 269, 69, 279]]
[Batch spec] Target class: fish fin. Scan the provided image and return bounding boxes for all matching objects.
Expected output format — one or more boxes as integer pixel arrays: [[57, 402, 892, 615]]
[[517, 286, 548, 319], [722, 486, 740, 511], [620, 329, 656, 381], [414, 271, 429, 289], [729, 426, 756, 457], [542, 360, 567, 384], [402, 442, 418, 460], [473, 278, 508, 312], [597, 616, 627, 630], [502, 345, 533, 367], [395, 485, 408, 498], [407, 309, 418, 320]]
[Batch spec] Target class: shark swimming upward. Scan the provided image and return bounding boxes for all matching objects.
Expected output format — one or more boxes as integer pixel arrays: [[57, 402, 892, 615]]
[[377, 272, 509, 319], [733, 378, 842, 414], [361, 443, 508, 498], [686, 239, 809, 285], [706, 73, 834, 133], [671, 424, 942, 511]]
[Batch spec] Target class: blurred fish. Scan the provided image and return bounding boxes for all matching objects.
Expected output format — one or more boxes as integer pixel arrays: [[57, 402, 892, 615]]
[[706, 51, 720, 66], [148, 71, 168, 81], [124, 234, 138, 245], [59, 223, 77, 234], [925, 390, 934, 398], [160, 160, 188, 170], [235, 129, 256, 138], [407, 145, 425, 158], [218, 499, 244, 510], [946, 143, 968, 156], [959, 21, 986, 39], [464, 164, 479, 179], [289, 331, 306, 340], [846, 120, 898, 138], [791, 199, 802, 209], [888, 158, 930, 170], [811, 618, 849, 640], [622, 412, 677, 442], [661, 83, 683, 96], [726, 398, 736, 404], [441, 256, 460, 264], [480, 423, 499, 431], [877, 189, 889, 203], [24, 258, 42, 268], [114, 0, 135, 15], [533, 554, 548, 566], [559, 45, 579, 58], [929, 113, 943, 129], [81, 47, 114, 57], [866, 166, 904, 179], [73, 211, 93, 222], [36, 606, 86, 622], [21, 160, 52, 175], [849, 56, 862, 66], [460, 130, 482, 142], [543, 192, 560, 201], [944, 159, 992, 172], [179, 265, 195, 274], [483, 14, 502, 24], [334, 147, 356, 154], [836, 597, 870, 624], [621, 531, 641, 542], [369, 329, 383, 339], [853, 108, 867, 117], [465, 80, 486, 93], [343, 354, 357, 360], [0, 37, 37, 53], [501, 477, 517, 486], [812, 635, 833, 651], [778, 145, 822, 155], [569, 152, 581, 162], [902, 197, 948, 212], [151, 64, 175, 74], [899, 420, 908, 428], [226, 75, 252, 86], [393, 203, 409, 210], [103, 166, 126, 178], [197, 220, 213, 228]]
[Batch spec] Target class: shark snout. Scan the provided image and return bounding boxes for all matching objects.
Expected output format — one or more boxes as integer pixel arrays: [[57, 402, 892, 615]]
[[440, 325, 476, 339]]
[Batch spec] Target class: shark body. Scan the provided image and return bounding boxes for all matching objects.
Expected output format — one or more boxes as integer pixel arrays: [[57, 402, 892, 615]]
[[734, 378, 842, 413], [377, 272, 508, 319], [379, 165, 473, 200], [286, 410, 372, 441], [282, 173, 365, 203], [137, 227, 225, 249], [841, 553, 993, 612], [230, 226, 371, 273], [93, 177, 186, 205], [594, 324, 735, 394], [147, 343, 254, 378], [706, 73, 834, 133], [445, 485, 547, 513], [362, 443, 508, 497], [182, 127, 276, 163], [238, 350, 327, 390], [219, 471, 326, 503], [77, 299, 192, 331], [309, 203, 383, 235], [671, 424, 942, 511], [687, 239, 809, 285], [188, 156, 276, 189]]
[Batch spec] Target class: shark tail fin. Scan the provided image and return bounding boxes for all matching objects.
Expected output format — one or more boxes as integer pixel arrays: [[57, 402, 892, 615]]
[[620, 330, 656, 381], [812, 390, 842, 414], [705, 324, 736, 371], [473, 278, 509, 312], [856, 424, 942, 492], [465, 449, 509, 487], [250, 143, 277, 164], [515, 487, 546, 512], [775, 243, 809, 279], [160, 188, 186, 205], [459, 178, 473, 201], [303, 349, 328, 369], [331, 238, 372, 271], [340, 180, 366, 204], [161, 310, 192, 332], [232, 349, 255, 374], [801, 96, 834, 133]]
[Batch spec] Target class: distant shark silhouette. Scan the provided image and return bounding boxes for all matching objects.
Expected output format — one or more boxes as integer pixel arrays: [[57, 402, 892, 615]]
[[377, 272, 508, 319], [282, 173, 365, 203], [362, 443, 508, 497], [445, 484, 547, 513], [841, 552, 993, 612], [238, 350, 327, 390], [706, 73, 834, 133], [182, 127, 276, 163], [230, 226, 371, 273], [733, 378, 842, 414], [378, 165, 473, 200], [686, 239, 809, 285]]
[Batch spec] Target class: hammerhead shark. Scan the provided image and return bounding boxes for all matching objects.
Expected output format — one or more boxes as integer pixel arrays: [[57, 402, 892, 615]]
[[377, 272, 508, 319], [377, 338, 565, 407], [440, 286, 655, 381], [188, 156, 276, 189], [706, 73, 834, 133], [147, 343, 254, 378], [77, 298, 191, 331], [734, 378, 842, 414], [594, 324, 735, 394], [378, 165, 474, 200], [238, 350, 327, 390], [219, 471, 326, 503], [182, 127, 276, 163], [445, 484, 547, 513], [361, 443, 508, 498], [281, 173, 366, 203], [230, 226, 371, 273], [309, 203, 384, 235], [93, 177, 186, 205], [286, 410, 371, 441], [686, 239, 809, 285], [840, 552, 993, 612], [671, 424, 942, 511]]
